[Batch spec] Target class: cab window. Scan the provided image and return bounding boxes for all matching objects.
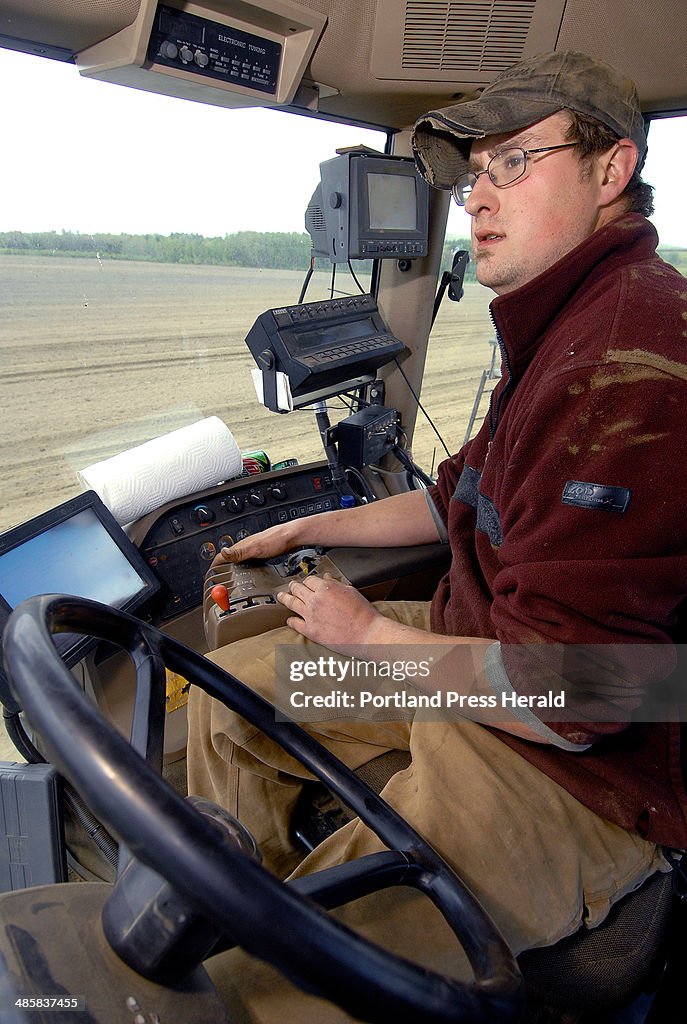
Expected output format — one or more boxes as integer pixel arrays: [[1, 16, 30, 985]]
[[0, 49, 385, 533], [1, 46, 685, 532]]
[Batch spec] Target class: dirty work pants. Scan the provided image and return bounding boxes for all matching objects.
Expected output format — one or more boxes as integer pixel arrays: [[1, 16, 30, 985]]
[[186, 601, 669, 1023]]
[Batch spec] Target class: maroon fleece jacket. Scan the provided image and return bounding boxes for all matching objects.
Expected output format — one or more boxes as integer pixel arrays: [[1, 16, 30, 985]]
[[427, 213, 687, 846]]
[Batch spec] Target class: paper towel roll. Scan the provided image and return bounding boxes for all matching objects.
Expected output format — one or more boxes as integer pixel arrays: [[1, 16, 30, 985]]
[[78, 417, 243, 525]]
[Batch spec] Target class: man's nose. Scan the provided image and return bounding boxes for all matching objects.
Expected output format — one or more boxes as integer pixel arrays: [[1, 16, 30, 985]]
[[464, 171, 498, 215]]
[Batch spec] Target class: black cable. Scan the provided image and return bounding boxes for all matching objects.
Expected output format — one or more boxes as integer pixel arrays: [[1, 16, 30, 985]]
[[393, 357, 452, 459], [336, 395, 356, 413], [298, 257, 315, 304], [347, 261, 367, 294], [392, 443, 435, 487], [344, 465, 376, 503], [299, 386, 371, 414], [329, 263, 336, 300], [62, 784, 119, 868], [342, 386, 370, 409], [431, 270, 452, 327]]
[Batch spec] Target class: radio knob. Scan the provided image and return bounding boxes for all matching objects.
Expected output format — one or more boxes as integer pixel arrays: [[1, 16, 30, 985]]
[[249, 491, 266, 507], [270, 485, 287, 501], [193, 504, 215, 525], [225, 495, 244, 514], [179, 46, 193, 63], [199, 541, 216, 560], [194, 50, 209, 68], [160, 42, 178, 60]]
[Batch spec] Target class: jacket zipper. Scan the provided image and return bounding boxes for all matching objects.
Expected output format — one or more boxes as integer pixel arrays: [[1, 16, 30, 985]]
[[485, 311, 513, 461]]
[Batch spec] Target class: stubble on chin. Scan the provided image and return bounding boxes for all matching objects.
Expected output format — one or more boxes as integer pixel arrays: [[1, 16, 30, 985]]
[[474, 251, 511, 294]]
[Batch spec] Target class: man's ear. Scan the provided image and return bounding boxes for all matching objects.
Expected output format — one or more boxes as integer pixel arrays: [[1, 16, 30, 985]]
[[598, 138, 638, 204]]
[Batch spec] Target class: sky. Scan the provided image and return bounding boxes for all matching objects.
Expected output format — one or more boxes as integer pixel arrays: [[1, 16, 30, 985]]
[[0, 46, 684, 245]]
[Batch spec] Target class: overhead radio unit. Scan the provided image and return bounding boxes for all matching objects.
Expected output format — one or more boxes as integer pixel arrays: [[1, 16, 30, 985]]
[[76, 0, 327, 110]]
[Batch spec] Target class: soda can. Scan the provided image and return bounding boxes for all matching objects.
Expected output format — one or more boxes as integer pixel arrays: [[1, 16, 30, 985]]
[[241, 449, 271, 476]]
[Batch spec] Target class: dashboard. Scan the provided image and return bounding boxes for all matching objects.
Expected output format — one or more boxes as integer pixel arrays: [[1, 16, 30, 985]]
[[130, 460, 450, 627], [132, 462, 343, 622]]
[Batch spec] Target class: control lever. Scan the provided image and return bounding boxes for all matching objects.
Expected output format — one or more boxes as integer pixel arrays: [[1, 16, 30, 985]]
[[279, 546, 325, 577], [210, 584, 230, 612], [204, 548, 351, 649]]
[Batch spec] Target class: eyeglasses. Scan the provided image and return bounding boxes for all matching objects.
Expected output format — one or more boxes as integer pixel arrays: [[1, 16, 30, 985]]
[[451, 142, 579, 205]]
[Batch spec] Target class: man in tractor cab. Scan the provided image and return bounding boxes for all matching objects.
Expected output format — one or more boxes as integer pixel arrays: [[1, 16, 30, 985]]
[[188, 51, 687, 1020]]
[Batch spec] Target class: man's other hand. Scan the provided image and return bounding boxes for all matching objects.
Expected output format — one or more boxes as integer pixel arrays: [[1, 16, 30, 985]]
[[277, 573, 382, 647], [210, 522, 301, 568]]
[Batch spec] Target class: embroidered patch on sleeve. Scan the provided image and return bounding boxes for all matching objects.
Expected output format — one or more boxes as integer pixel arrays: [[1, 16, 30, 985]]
[[562, 480, 632, 514]]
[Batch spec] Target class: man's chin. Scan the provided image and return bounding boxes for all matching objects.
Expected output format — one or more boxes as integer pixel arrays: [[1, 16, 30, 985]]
[[475, 255, 522, 296], [474, 256, 500, 292]]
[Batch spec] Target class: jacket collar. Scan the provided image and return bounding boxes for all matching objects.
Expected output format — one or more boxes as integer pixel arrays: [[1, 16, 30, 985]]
[[489, 213, 659, 380]]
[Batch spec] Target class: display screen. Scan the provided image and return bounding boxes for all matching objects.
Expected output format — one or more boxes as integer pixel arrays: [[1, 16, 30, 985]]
[[0, 492, 159, 690], [287, 318, 376, 354], [367, 173, 417, 231], [1, 508, 148, 611]]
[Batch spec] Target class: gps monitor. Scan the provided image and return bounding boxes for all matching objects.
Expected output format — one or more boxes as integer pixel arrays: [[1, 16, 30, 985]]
[[305, 151, 430, 263], [0, 491, 160, 711]]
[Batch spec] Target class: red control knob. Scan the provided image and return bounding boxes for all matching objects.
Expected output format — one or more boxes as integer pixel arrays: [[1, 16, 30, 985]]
[[210, 584, 230, 613]]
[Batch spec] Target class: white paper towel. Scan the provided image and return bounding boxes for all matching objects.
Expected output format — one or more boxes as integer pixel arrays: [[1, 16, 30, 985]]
[[78, 417, 242, 525]]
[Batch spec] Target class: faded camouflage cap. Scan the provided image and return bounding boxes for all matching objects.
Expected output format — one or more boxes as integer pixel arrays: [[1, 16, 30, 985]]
[[412, 50, 647, 190]]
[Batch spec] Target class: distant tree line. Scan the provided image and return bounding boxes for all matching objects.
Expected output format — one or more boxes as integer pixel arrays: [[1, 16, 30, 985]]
[[0, 228, 478, 276], [0, 229, 683, 278], [0, 229, 313, 270]]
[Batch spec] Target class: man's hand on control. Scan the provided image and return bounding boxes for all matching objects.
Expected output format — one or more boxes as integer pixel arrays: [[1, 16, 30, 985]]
[[210, 523, 300, 568], [277, 573, 384, 647]]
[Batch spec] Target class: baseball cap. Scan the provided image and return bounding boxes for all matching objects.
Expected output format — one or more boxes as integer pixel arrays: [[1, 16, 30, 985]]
[[412, 51, 647, 189]]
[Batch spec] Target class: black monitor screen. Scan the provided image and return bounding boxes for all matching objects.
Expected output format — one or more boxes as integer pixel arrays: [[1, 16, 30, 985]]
[[307, 152, 429, 262], [0, 492, 160, 709], [1, 507, 148, 611], [367, 172, 417, 231]]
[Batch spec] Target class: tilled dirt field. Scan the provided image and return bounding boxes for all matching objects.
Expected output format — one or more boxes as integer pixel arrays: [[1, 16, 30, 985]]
[[0, 255, 494, 534]]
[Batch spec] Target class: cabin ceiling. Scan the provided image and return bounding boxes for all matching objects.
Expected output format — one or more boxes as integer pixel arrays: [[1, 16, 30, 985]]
[[0, 0, 685, 129]]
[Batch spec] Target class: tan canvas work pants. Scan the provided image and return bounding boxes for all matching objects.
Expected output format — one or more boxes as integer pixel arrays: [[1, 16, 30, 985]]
[[187, 601, 669, 1023]]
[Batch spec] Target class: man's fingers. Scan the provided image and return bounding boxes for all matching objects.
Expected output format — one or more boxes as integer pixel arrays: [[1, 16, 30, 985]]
[[277, 586, 305, 611]]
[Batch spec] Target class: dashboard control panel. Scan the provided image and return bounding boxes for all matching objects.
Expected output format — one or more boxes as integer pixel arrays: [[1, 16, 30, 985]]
[[137, 463, 343, 621]]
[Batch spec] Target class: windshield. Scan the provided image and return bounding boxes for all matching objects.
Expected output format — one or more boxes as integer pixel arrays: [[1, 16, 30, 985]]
[[1, 48, 685, 531], [0, 49, 385, 533]]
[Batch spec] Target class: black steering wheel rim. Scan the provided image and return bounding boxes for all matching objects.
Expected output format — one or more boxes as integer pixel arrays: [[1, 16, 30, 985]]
[[3, 594, 521, 1023]]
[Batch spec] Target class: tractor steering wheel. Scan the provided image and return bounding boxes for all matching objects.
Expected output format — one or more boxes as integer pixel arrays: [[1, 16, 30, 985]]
[[3, 594, 521, 1023]]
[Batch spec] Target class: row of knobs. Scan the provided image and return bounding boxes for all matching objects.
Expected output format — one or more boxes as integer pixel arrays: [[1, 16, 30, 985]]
[[193, 484, 287, 524], [160, 41, 209, 68]]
